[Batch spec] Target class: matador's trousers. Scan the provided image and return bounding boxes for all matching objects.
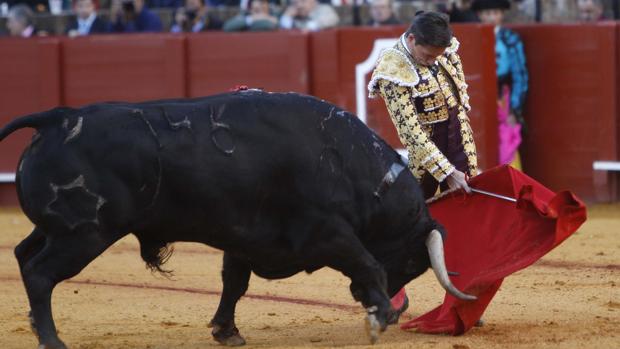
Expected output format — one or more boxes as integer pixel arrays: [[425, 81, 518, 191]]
[[420, 107, 469, 199]]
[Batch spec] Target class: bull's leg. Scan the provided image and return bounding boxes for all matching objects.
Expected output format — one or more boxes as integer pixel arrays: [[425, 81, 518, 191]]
[[19, 228, 120, 349], [15, 228, 46, 271], [342, 258, 392, 344], [208, 253, 251, 347], [15, 228, 48, 337], [316, 220, 392, 344]]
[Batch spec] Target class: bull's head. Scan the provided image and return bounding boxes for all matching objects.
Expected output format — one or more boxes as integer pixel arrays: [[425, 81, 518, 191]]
[[374, 168, 477, 303], [383, 228, 476, 301]]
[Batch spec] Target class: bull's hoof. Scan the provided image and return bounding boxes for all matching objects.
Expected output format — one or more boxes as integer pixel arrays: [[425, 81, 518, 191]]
[[366, 304, 390, 345], [365, 312, 381, 345], [38, 345, 67, 349], [210, 323, 246, 347], [29, 311, 38, 336], [215, 333, 246, 347], [365, 305, 389, 344], [37, 338, 67, 349]]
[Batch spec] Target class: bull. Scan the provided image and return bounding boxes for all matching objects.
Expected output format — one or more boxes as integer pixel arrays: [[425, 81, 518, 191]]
[[0, 90, 475, 349]]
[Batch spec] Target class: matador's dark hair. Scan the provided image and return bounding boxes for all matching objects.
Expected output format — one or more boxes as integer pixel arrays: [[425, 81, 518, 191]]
[[406, 11, 453, 48]]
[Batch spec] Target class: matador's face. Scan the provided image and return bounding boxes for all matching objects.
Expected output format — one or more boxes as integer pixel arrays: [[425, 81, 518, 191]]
[[405, 34, 446, 67]]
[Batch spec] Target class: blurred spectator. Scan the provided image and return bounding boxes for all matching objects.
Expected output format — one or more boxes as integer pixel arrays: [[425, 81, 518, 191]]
[[367, 0, 400, 26], [111, 0, 163, 32], [280, 0, 339, 31], [65, 0, 111, 36], [6, 4, 42, 36], [576, 0, 604, 21], [223, 0, 277, 31], [146, 0, 183, 8], [205, 0, 239, 6], [170, 0, 222, 32], [514, 0, 536, 19], [438, 0, 479, 22], [6, 0, 50, 13], [473, 0, 528, 168]]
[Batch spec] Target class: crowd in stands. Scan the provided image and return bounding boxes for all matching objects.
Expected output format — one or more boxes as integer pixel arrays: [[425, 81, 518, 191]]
[[0, 0, 614, 37]]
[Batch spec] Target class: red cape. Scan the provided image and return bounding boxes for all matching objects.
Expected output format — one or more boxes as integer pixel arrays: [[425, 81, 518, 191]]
[[402, 165, 587, 334]]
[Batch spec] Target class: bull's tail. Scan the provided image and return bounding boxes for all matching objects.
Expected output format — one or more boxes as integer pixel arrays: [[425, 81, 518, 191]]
[[137, 236, 175, 278], [0, 108, 68, 142]]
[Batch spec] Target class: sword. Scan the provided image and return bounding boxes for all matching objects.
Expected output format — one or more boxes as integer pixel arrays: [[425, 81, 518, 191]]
[[399, 154, 516, 203], [470, 188, 517, 203], [426, 187, 517, 204]]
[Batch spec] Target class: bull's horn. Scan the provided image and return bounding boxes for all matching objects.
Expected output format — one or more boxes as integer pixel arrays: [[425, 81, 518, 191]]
[[426, 229, 477, 301]]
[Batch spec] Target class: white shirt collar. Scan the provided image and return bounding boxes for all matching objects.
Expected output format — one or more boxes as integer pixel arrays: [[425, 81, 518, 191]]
[[77, 12, 97, 35], [400, 33, 412, 56]]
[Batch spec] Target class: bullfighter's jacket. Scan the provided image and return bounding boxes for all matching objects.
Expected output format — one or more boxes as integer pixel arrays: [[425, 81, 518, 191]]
[[368, 35, 478, 182]]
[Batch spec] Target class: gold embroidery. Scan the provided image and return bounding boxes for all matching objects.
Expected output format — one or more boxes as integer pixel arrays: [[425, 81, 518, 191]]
[[368, 48, 420, 98], [418, 108, 449, 124], [369, 36, 478, 180], [422, 94, 444, 111], [378, 80, 456, 182]]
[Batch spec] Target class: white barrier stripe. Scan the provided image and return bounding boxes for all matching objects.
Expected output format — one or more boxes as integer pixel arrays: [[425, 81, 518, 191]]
[[0, 173, 16, 183], [593, 161, 620, 171]]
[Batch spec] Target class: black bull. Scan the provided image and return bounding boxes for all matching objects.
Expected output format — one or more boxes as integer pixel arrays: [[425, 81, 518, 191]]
[[0, 91, 475, 348]]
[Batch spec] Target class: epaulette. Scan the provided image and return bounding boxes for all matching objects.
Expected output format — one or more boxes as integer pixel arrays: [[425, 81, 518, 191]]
[[368, 48, 420, 98]]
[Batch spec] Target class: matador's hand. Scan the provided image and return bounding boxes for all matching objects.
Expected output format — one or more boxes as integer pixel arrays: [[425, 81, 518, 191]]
[[446, 169, 471, 194]]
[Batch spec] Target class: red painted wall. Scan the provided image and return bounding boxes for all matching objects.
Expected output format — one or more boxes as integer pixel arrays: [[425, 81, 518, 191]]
[[511, 23, 619, 201], [187, 32, 310, 96], [454, 24, 498, 172], [0, 38, 61, 206], [1, 25, 619, 206], [61, 34, 186, 107]]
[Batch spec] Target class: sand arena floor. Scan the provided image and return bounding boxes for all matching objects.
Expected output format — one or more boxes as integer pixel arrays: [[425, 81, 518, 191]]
[[0, 205, 618, 349]]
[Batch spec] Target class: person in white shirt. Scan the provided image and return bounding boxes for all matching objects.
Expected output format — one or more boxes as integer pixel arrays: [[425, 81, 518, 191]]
[[66, 0, 111, 37], [280, 0, 339, 31]]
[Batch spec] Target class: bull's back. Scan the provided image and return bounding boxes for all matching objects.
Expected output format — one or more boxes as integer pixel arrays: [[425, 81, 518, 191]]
[[16, 91, 397, 238]]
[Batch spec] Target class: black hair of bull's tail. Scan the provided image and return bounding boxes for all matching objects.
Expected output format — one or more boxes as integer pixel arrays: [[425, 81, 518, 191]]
[[0, 108, 68, 142], [138, 238, 175, 277]]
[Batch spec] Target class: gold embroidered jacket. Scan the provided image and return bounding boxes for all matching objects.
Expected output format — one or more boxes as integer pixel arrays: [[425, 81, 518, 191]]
[[368, 36, 478, 182]]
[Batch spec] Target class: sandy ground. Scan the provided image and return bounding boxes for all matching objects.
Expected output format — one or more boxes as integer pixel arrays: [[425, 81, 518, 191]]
[[0, 205, 618, 349]]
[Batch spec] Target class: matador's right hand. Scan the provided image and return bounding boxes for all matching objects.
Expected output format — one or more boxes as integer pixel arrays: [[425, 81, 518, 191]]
[[446, 169, 472, 194]]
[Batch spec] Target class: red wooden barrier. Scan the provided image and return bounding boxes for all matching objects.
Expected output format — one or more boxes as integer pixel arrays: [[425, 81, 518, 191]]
[[453, 24, 498, 172], [61, 34, 186, 107], [310, 25, 498, 171], [0, 26, 619, 205], [0, 38, 61, 206], [615, 24, 620, 201], [187, 31, 310, 96], [512, 23, 619, 201], [310, 26, 405, 138]]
